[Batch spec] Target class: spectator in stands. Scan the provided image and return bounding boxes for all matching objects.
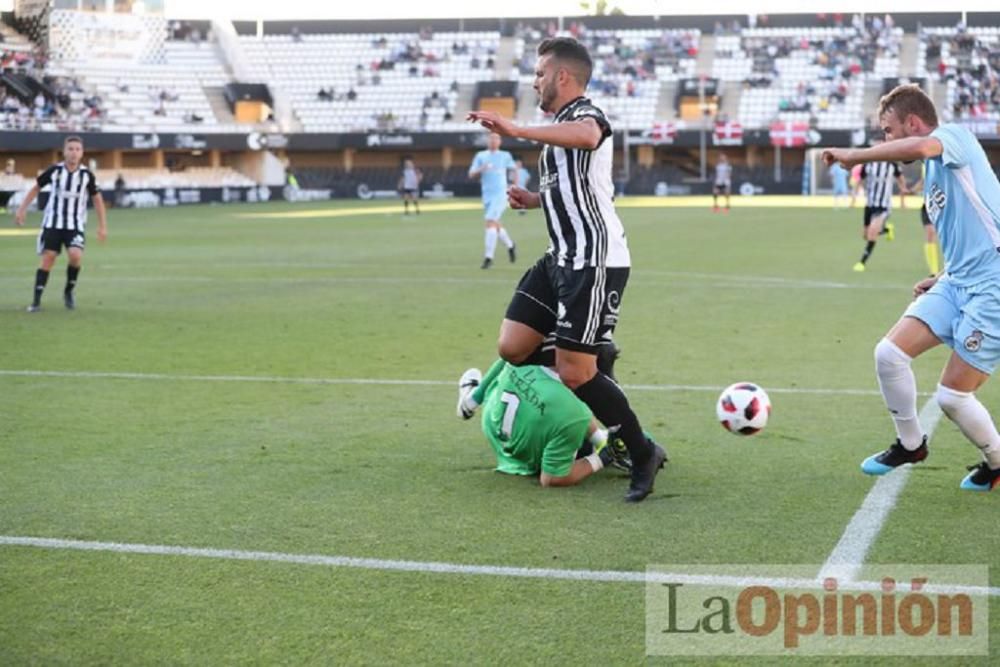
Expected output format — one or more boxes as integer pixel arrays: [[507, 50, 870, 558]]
[[346, 88, 357, 102], [291, 26, 302, 43]]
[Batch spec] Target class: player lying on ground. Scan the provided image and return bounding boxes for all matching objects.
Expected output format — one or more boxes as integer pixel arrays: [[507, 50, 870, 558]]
[[823, 83, 1000, 491], [456, 345, 664, 488]]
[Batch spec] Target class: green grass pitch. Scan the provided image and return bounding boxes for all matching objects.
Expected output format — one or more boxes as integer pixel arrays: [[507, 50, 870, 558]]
[[1, 198, 998, 664]]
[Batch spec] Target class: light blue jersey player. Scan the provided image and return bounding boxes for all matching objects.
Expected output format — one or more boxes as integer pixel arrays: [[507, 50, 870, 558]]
[[823, 83, 1000, 491], [512, 159, 531, 216], [469, 133, 517, 269]]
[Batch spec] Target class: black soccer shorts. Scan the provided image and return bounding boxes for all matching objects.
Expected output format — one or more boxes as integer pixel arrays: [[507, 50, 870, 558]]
[[863, 206, 889, 227], [504, 253, 629, 353], [37, 228, 85, 255]]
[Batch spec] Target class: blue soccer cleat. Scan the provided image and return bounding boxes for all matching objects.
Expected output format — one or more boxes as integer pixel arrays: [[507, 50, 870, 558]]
[[861, 437, 928, 475], [959, 462, 1000, 492]]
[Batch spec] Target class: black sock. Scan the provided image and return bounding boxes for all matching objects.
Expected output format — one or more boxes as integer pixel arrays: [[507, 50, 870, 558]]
[[414, 201, 420, 214], [573, 373, 651, 465], [860, 240, 876, 264], [878, 226, 889, 236], [32, 268, 49, 306], [404, 200, 409, 213], [66, 265, 80, 294]]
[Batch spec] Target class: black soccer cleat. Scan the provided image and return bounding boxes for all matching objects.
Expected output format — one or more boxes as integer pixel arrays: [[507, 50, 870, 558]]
[[508, 243, 517, 263], [861, 437, 928, 475], [625, 443, 666, 503], [960, 462, 1000, 491], [63, 291, 75, 310], [480, 257, 493, 270]]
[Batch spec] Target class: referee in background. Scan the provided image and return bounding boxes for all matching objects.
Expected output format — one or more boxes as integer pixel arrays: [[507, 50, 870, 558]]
[[14, 135, 107, 311]]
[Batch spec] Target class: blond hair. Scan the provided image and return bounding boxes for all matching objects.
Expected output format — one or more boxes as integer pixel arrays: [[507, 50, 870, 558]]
[[877, 84, 938, 127]]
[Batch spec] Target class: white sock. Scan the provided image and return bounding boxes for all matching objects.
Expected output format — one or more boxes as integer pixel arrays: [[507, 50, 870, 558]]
[[498, 227, 514, 248], [935, 384, 1000, 468], [484, 228, 498, 259], [874, 338, 925, 449]]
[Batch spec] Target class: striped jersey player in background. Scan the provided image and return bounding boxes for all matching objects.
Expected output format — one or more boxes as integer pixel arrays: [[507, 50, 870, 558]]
[[852, 156, 907, 272], [14, 135, 107, 312]]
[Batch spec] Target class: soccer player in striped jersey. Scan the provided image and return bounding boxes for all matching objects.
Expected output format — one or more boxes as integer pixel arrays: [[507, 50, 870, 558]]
[[852, 156, 908, 272], [14, 136, 107, 312], [467, 37, 665, 502], [823, 83, 1000, 491]]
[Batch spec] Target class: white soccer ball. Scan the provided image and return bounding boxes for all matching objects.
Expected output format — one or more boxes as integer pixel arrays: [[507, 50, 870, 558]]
[[716, 382, 771, 436]]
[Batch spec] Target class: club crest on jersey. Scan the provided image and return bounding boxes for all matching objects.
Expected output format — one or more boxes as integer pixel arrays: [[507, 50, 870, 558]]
[[964, 330, 984, 352]]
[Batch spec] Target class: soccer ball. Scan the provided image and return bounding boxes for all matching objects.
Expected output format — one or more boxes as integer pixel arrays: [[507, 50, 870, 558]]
[[716, 382, 771, 436]]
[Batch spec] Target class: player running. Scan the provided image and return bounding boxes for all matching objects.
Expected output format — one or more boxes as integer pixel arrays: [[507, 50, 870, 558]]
[[469, 133, 517, 269], [852, 156, 907, 272], [823, 83, 1000, 491]]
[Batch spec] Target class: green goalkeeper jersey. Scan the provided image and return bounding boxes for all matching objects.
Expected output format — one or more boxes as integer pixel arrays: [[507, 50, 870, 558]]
[[473, 361, 592, 477]]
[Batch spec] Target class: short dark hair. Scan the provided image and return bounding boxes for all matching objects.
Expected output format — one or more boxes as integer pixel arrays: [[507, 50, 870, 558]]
[[877, 84, 938, 127], [64, 135, 83, 146], [537, 37, 592, 86]]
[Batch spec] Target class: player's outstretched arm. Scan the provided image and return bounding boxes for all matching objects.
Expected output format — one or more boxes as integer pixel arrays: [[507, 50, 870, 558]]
[[14, 184, 39, 227], [822, 137, 943, 169], [467, 111, 602, 150]]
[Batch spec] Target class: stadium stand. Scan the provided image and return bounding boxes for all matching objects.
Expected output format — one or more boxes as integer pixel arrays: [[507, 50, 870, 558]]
[[716, 17, 901, 129], [239, 30, 501, 132], [920, 25, 1000, 122], [93, 167, 256, 190], [514, 22, 700, 129]]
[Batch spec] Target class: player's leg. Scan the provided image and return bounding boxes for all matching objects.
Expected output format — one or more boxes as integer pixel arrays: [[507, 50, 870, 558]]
[[413, 191, 419, 215], [855, 208, 882, 271], [493, 199, 516, 263], [724, 185, 731, 211], [482, 220, 499, 269], [64, 241, 84, 310], [934, 292, 1000, 490], [712, 186, 719, 212], [29, 231, 60, 312], [862, 284, 954, 474], [551, 264, 663, 502], [402, 191, 410, 215], [497, 256, 555, 364]]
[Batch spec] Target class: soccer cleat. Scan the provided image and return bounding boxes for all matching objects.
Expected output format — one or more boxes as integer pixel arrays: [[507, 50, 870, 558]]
[[625, 443, 666, 503], [860, 437, 928, 475], [959, 462, 1000, 491], [853, 262, 865, 272], [597, 436, 632, 473], [508, 243, 517, 263], [480, 257, 493, 270], [63, 291, 75, 310], [26, 304, 41, 313], [885, 222, 895, 241], [456, 368, 482, 419]]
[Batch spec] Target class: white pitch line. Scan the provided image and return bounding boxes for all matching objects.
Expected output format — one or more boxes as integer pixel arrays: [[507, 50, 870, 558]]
[[0, 369, 915, 398], [818, 399, 945, 583], [1, 535, 996, 597]]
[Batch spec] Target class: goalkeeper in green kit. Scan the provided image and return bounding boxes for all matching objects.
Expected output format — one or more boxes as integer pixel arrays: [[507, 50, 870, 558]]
[[456, 346, 655, 487]]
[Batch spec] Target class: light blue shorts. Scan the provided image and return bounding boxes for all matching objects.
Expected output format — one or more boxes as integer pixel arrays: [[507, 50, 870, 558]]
[[904, 275, 1000, 374], [483, 196, 507, 221]]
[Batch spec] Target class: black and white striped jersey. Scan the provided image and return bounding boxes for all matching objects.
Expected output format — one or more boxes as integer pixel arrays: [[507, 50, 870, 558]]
[[36, 163, 100, 232], [860, 161, 901, 209], [537, 96, 630, 269]]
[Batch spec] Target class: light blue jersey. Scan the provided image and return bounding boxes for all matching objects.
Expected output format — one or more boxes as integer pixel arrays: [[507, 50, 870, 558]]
[[470, 149, 515, 201], [925, 123, 1000, 286], [514, 167, 531, 188], [830, 163, 849, 194]]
